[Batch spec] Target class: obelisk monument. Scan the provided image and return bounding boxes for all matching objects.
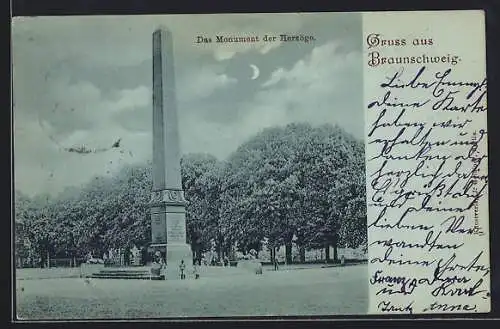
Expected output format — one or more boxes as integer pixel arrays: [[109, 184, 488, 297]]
[[150, 26, 192, 280]]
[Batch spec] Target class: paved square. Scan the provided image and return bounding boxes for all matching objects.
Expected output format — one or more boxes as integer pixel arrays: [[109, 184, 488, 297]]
[[16, 265, 368, 319]]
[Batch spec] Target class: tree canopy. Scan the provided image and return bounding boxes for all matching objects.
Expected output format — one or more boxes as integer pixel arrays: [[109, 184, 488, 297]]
[[15, 122, 366, 266]]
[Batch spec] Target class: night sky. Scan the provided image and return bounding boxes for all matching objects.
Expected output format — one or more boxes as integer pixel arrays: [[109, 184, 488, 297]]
[[12, 12, 363, 196]]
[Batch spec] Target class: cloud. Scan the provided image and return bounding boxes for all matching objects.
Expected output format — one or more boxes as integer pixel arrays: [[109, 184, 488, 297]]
[[15, 118, 151, 197], [238, 42, 363, 142], [14, 41, 362, 197], [262, 43, 359, 89], [35, 80, 150, 135], [259, 43, 279, 55], [14, 63, 237, 197], [106, 86, 150, 113], [180, 42, 363, 161], [178, 67, 237, 101], [214, 49, 236, 61], [12, 13, 362, 197], [261, 67, 286, 87], [14, 78, 154, 196]]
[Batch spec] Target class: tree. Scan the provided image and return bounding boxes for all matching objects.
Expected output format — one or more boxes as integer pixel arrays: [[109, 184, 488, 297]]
[[223, 123, 321, 263], [14, 191, 36, 267], [14, 191, 59, 267], [222, 126, 296, 260], [221, 122, 365, 263], [181, 153, 224, 261], [101, 165, 152, 250], [14, 121, 366, 268], [335, 141, 367, 251], [296, 124, 365, 262]]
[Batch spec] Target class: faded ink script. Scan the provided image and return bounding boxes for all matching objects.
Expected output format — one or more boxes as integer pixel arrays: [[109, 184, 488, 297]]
[[366, 65, 490, 314]]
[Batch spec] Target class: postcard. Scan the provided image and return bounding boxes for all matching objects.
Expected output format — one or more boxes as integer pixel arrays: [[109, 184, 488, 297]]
[[12, 10, 489, 320]]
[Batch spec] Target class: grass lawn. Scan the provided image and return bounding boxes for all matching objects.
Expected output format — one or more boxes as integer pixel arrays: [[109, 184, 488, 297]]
[[15, 264, 368, 319]]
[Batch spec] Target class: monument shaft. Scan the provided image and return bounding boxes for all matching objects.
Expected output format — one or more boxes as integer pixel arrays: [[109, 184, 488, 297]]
[[151, 27, 192, 279]]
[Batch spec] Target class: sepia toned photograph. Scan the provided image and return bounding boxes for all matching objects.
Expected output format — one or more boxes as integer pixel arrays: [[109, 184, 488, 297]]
[[13, 13, 367, 319]]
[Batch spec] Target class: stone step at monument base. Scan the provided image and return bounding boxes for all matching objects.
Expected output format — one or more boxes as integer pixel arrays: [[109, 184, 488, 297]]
[[88, 263, 263, 280], [90, 267, 163, 280]]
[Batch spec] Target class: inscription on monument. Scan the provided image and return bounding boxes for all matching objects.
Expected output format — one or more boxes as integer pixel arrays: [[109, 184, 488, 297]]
[[167, 213, 186, 243], [151, 207, 166, 244]]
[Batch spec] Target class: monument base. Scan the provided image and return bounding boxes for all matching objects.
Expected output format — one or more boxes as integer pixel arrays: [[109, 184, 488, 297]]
[[166, 243, 192, 280]]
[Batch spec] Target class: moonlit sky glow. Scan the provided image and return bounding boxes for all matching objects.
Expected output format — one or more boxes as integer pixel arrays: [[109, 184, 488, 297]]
[[12, 13, 363, 197]]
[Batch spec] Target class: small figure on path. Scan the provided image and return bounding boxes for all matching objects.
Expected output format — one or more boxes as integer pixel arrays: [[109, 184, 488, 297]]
[[193, 263, 200, 279], [274, 256, 279, 271], [255, 261, 263, 275], [151, 251, 165, 280], [340, 255, 345, 267], [180, 260, 186, 279], [124, 246, 130, 266]]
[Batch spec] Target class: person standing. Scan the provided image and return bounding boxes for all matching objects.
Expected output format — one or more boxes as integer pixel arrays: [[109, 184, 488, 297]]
[[108, 248, 114, 264], [274, 256, 279, 271], [179, 260, 186, 279], [193, 262, 200, 279], [124, 246, 131, 266], [151, 251, 165, 279]]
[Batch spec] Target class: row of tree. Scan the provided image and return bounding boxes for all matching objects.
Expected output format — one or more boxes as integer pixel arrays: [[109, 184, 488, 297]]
[[15, 122, 367, 267]]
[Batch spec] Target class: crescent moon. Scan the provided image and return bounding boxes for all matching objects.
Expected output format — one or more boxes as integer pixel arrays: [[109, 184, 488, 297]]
[[250, 64, 260, 80]]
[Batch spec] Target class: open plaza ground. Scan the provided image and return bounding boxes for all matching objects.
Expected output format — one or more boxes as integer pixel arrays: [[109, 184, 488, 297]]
[[15, 264, 368, 319]]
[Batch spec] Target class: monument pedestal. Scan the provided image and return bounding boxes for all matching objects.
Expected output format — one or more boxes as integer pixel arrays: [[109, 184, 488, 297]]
[[166, 243, 192, 280]]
